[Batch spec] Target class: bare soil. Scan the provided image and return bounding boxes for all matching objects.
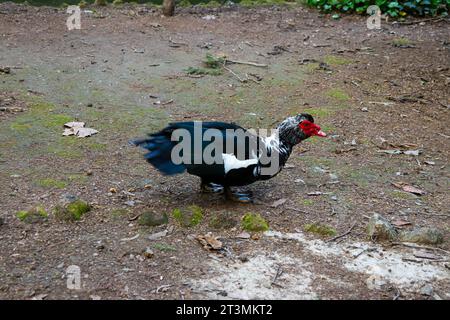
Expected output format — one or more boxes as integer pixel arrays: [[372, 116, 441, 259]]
[[0, 3, 449, 300]]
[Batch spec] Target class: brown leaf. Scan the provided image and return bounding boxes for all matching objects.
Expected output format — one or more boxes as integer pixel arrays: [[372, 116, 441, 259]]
[[236, 232, 250, 239], [271, 198, 287, 208], [402, 185, 426, 195], [392, 219, 412, 228], [196, 233, 222, 251]]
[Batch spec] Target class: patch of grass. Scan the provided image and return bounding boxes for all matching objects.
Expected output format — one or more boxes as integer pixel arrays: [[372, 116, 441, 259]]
[[94, 0, 107, 6], [42, 114, 73, 129], [323, 55, 352, 66], [111, 208, 129, 219], [36, 178, 67, 189], [67, 174, 88, 184], [203, 0, 221, 7], [392, 38, 413, 47], [304, 223, 337, 237], [242, 213, 269, 232], [304, 62, 320, 73], [326, 88, 350, 102], [302, 107, 334, 118], [78, 0, 87, 8], [10, 122, 32, 133], [302, 199, 314, 206], [390, 190, 416, 200], [152, 243, 177, 252], [185, 67, 223, 76], [178, 0, 191, 7]]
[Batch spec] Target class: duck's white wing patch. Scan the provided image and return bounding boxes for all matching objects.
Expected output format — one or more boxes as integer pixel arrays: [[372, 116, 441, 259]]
[[222, 154, 258, 174]]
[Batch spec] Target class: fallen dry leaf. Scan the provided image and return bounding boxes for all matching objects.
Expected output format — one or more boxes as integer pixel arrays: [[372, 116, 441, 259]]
[[392, 219, 412, 228], [148, 230, 168, 241], [196, 233, 222, 250], [271, 198, 287, 208], [402, 185, 426, 195], [63, 122, 98, 138], [236, 232, 250, 239], [392, 182, 426, 196], [75, 127, 98, 138], [64, 121, 85, 128]]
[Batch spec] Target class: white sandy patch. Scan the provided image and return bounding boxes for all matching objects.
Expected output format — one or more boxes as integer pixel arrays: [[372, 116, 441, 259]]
[[265, 231, 450, 291], [190, 253, 319, 300]]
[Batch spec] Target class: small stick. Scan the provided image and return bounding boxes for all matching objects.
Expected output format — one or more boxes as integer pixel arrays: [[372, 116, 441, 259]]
[[223, 65, 247, 83], [391, 242, 450, 255], [225, 59, 268, 68], [271, 265, 283, 286], [394, 17, 447, 25], [326, 222, 357, 243]]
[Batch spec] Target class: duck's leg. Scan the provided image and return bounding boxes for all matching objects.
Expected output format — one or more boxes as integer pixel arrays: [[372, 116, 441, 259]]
[[225, 186, 253, 203], [200, 180, 224, 194]]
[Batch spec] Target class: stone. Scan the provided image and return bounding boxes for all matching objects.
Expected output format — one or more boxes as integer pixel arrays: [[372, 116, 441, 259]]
[[367, 213, 398, 241], [400, 227, 444, 245]]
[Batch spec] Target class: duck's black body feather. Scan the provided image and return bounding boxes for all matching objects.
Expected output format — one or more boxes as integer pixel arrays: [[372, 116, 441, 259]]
[[133, 115, 316, 187]]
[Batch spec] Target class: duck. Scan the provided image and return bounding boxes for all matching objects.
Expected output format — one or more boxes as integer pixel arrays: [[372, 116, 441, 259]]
[[132, 113, 326, 202]]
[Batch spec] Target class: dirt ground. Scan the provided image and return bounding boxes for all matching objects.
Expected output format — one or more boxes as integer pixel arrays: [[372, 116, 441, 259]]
[[0, 3, 449, 300]]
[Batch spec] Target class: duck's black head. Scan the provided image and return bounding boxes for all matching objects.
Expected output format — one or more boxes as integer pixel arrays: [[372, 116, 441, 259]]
[[277, 113, 326, 146]]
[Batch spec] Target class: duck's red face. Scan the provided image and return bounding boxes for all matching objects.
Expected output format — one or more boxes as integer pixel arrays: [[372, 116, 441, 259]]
[[299, 120, 327, 137]]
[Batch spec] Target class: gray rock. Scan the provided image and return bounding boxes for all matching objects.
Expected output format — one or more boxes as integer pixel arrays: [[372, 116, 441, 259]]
[[367, 213, 398, 241], [400, 227, 444, 245], [420, 284, 433, 296]]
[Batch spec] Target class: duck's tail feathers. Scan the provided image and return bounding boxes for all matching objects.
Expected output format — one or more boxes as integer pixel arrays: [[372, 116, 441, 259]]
[[131, 133, 186, 176]]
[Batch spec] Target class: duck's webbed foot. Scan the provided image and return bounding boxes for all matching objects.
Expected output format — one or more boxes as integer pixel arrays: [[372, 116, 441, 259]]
[[201, 181, 224, 194], [225, 187, 253, 203]]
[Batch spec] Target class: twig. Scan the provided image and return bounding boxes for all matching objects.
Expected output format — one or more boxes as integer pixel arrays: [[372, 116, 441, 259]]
[[391, 242, 450, 255], [326, 222, 357, 243], [223, 65, 247, 83], [225, 59, 268, 68], [394, 17, 448, 25], [168, 38, 188, 46], [128, 213, 142, 221], [120, 234, 140, 242], [285, 206, 308, 214], [156, 284, 172, 293], [271, 265, 283, 286], [393, 287, 401, 300]]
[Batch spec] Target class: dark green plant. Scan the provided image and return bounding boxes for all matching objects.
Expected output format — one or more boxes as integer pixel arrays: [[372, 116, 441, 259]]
[[307, 0, 449, 17]]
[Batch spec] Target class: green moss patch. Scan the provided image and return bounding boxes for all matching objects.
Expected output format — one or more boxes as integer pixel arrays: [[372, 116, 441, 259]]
[[242, 213, 269, 232], [304, 223, 337, 237], [16, 206, 48, 223], [152, 243, 177, 252], [209, 211, 237, 230], [54, 199, 91, 221], [172, 205, 203, 227], [392, 38, 413, 47], [326, 88, 350, 102], [138, 211, 168, 227], [323, 55, 352, 66], [36, 178, 67, 189]]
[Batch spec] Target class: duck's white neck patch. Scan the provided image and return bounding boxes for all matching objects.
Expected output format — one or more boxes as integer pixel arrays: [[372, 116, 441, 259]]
[[222, 153, 258, 174]]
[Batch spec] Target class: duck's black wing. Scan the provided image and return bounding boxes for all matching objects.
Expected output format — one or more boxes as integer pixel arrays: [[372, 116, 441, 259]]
[[132, 121, 263, 177]]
